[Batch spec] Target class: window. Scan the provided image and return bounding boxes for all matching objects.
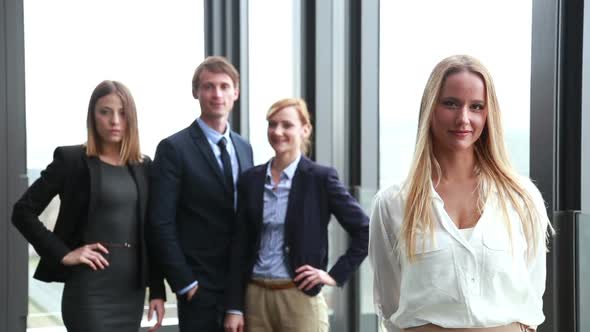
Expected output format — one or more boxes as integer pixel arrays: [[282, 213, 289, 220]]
[[24, 0, 204, 329], [248, 0, 298, 165], [579, 213, 590, 331], [379, 0, 532, 189]]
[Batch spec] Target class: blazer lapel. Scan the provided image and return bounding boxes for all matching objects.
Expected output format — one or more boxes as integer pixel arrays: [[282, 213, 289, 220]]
[[251, 163, 268, 231], [86, 156, 101, 220], [231, 132, 250, 173], [283, 157, 309, 241], [127, 162, 148, 249], [127, 163, 146, 221], [188, 120, 226, 187]]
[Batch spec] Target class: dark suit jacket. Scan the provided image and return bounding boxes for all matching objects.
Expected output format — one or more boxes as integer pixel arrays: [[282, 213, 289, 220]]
[[226, 156, 369, 311], [148, 120, 254, 293], [11, 145, 165, 300]]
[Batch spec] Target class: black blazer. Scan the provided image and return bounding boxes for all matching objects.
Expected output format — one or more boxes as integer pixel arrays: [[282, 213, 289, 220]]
[[11, 145, 165, 300], [226, 156, 369, 311], [148, 120, 254, 293]]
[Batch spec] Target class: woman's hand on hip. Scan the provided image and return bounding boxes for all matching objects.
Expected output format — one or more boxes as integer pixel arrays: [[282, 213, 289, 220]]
[[147, 298, 165, 332], [60, 243, 109, 270], [294, 264, 336, 291]]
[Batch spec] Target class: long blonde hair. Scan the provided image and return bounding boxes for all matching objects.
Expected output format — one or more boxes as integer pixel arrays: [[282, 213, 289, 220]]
[[86, 80, 143, 164], [402, 55, 546, 262]]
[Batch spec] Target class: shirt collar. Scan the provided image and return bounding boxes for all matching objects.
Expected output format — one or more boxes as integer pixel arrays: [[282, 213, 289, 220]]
[[429, 177, 498, 201], [197, 118, 231, 145], [265, 154, 302, 182], [430, 182, 443, 201]]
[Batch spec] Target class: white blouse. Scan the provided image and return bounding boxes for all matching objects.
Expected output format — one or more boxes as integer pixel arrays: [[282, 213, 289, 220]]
[[459, 227, 475, 241], [369, 178, 550, 331]]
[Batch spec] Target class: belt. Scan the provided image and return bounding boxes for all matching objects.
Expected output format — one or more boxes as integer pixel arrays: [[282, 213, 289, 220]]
[[250, 278, 296, 290], [402, 323, 528, 332]]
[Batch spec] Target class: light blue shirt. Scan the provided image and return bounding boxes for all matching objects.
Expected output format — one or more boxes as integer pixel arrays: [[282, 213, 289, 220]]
[[178, 118, 240, 297], [252, 154, 302, 279], [177, 280, 198, 296]]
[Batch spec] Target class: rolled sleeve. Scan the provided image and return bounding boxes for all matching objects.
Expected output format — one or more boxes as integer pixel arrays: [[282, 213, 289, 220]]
[[369, 190, 402, 330]]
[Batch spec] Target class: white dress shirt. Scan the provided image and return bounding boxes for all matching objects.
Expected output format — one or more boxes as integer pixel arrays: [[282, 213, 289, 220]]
[[369, 177, 550, 331]]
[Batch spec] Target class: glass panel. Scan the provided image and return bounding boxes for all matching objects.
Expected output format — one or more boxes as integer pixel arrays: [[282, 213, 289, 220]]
[[578, 213, 590, 331], [379, 0, 532, 189], [248, 0, 297, 165], [356, 187, 379, 331], [23, 0, 204, 329]]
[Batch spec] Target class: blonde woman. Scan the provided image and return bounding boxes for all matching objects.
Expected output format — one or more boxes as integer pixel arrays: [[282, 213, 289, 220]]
[[369, 55, 551, 332], [224, 98, 369, 332], [12, 81, 165, 331]]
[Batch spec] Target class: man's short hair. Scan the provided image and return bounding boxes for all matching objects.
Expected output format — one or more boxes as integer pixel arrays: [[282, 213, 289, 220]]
[[192, 56, 240, 92]]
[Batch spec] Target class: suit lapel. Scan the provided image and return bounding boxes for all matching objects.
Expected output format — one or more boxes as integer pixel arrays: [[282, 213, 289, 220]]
[[252, 163, 268, 231], [127, 163, 146, 221], [231, 132, 250, 173], [284, 157, 309, 239], [128, 162, 147, 247], [86, 156, 101, 219], [188, 120, 226, 187]]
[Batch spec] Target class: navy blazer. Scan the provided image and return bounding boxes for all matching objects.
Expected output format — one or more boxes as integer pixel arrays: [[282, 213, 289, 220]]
[[11, 145, 165, 300], [226, 156, 369, 311], [148, 120, 254, 293]]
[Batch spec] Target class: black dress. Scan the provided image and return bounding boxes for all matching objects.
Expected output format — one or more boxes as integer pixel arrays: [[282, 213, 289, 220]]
[[62, 161, 145, 331]]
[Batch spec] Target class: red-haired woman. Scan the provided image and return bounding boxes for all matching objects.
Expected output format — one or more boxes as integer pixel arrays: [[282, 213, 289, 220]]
[[224, 98, 369, 332]]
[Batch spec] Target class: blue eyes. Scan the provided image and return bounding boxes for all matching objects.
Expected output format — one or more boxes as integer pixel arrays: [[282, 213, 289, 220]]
[[441, 100, 485, 111]]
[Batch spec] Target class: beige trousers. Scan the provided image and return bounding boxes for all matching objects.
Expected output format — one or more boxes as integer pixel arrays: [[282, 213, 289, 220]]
[[402, 323, 530, 332], [244, 280, 329, 332]]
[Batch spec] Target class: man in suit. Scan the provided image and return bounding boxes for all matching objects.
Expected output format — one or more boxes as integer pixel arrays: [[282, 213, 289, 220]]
[[148, 56, 254, 331]]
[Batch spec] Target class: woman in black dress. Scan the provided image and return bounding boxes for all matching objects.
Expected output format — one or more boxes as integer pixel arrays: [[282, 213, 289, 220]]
[[12, 80, 166, 331]]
